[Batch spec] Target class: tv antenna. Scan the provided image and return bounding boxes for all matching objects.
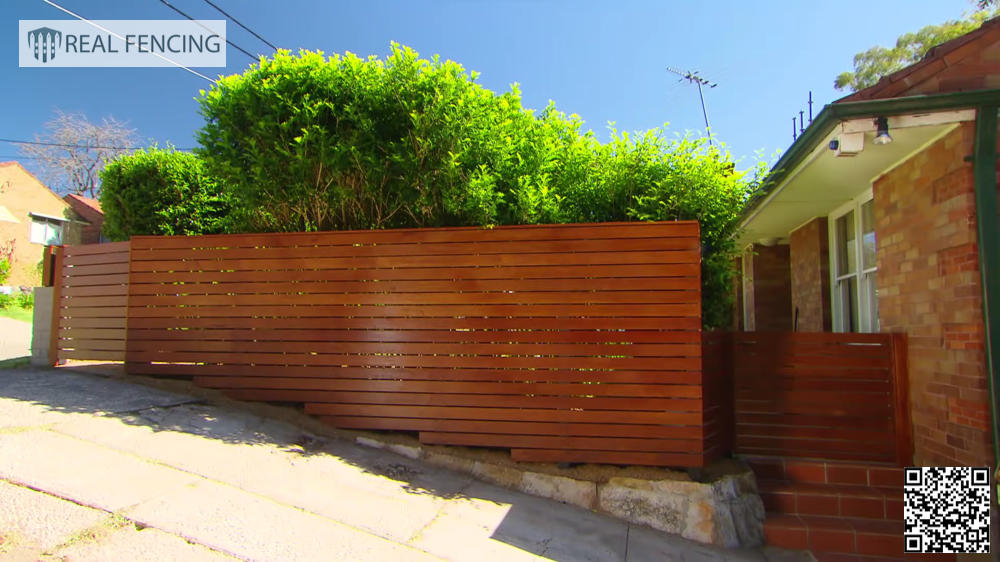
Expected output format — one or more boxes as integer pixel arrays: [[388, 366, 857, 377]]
[[666, 67, 717, 145]]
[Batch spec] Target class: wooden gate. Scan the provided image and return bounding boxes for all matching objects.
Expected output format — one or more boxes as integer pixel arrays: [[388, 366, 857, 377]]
[[49, 242, 131, 364]]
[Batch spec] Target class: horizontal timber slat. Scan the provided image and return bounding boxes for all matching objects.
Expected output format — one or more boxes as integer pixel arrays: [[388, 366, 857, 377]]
[[510, 449, 702, 467], [127, 263, 699, 284], [129, 236, 698, 262], [320, 416, 704, 439], [124, 327, 701, 344], [192, 377, 702, 398], [129, 222, 699, 249], [126, 363, 703, 386], [303, 403, 700, 425], [218, 389, 698, 411], [419, 432, 702, 453], [126, 276, 698, 296]]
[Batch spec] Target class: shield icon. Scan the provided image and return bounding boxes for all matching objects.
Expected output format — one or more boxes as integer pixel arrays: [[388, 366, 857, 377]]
[[27, 27, 62, 63]]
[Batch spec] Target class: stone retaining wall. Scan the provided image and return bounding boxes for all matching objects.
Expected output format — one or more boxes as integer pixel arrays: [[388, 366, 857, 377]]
[[354, 435, 765, 548]]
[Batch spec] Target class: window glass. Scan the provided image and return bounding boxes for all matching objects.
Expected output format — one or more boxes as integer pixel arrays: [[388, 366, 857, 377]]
[[29, 218, 62, 245], [29, 219, 47, 244], [839, 277, 859, 332], [46, 222, 62, 245], [861, 200, 876, 270], [836, 210, 856, 274], [867, 272, 879, 333]]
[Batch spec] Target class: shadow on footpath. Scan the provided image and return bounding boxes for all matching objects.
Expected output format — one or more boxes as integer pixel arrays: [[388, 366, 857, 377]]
[[0, 363, 679, 562]]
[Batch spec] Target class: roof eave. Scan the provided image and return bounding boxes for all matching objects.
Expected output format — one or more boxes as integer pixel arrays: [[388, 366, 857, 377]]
[[742, 88, 1000, 227]]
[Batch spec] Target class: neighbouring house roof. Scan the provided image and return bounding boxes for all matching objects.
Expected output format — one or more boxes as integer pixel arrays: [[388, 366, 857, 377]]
[[839, 16, 1000, 103], [738, 16, 1000, 246], [64, 193, 103, 222]]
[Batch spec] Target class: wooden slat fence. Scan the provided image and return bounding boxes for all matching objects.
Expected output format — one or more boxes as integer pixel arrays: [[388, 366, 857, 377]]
[[729, 331, 912, 465], [52, 241, 131, 363], [121, 222, 711, 467]]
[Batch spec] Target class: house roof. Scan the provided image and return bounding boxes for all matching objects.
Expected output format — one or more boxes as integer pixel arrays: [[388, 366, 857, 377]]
[[739, 16, 1000, 245], [64, 193, 103, 217], [0, 161, 50, 189], [838, 16, 1000, 103]]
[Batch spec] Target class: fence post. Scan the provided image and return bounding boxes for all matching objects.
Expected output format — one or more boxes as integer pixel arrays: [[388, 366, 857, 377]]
[[890, 332, 914, 466], [47, 245, 64, 367], [41, 245, 55, 287]]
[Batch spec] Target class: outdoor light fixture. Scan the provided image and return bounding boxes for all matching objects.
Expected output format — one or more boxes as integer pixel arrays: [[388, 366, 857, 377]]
[[873, 116, 893, 145]]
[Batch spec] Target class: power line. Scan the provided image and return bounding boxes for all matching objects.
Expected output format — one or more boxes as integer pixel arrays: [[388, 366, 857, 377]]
[[0, 138, 195, 151], [156, 0, 258, 61], [40, 0, 218, 84], [665, 66, 718, 145], [202, 0, 277, 51]]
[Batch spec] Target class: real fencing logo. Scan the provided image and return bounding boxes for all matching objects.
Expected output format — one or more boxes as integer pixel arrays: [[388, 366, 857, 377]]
[[19, 20, 227, 68], [27, 27, 62, 63]]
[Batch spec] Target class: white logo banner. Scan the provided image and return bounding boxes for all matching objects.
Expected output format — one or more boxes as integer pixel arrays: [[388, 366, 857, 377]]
[[19, 20, 227, 67]]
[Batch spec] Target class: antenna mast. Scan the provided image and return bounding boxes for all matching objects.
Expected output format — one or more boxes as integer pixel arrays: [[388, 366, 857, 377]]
[[666, 66, 718, 145]]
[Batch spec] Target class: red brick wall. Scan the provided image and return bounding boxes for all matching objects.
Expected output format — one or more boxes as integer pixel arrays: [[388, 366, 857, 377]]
[[789, 218, 832, 333], [743, 244, 793, 332], [874, 122, 992, 466]]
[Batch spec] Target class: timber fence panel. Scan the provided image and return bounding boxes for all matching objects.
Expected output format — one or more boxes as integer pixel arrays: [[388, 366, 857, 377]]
[[732, 331, 909, 464], [54, 241, 132, 362], [125, 221, 706, 467]]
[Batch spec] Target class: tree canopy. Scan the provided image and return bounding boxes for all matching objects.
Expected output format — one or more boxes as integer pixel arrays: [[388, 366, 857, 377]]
[[834, 9, 998, 91], [20, 110, 137, 197]]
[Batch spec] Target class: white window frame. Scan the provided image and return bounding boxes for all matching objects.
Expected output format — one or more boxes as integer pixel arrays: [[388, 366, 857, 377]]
[[28, 214, 65, 245], [828, 189, 879, 333]]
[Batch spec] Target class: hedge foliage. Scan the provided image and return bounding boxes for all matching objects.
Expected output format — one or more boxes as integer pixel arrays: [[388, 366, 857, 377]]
[[99, 147, 231, 240], [107, 45, 762, 328]]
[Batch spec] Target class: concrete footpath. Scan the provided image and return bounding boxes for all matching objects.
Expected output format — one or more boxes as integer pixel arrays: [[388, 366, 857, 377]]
[[0, 366, 813, 562]]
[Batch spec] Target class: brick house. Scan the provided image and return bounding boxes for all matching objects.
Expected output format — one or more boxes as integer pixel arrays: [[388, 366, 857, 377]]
[[733, 19, 1000, 558], [0, 162, 84, 286], [64, 193, 106, 244]]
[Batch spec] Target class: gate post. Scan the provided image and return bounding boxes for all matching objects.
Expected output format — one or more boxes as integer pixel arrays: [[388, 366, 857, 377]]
[[46, 245, 64, 367], [890, 332, 914, 466]]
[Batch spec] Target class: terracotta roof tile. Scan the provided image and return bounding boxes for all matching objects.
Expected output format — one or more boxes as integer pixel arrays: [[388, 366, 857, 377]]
[[837, 16, 1000, 102]]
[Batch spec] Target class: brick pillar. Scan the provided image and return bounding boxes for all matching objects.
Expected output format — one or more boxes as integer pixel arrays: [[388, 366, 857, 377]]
[[742, 243, 793, 332], [789, 217, 832, 332]]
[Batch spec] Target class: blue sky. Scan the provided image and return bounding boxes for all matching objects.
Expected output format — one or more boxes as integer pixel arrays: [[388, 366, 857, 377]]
[[3, 0, 981, 179]]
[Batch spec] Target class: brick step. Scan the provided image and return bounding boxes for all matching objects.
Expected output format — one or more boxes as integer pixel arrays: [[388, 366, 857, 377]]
[[763, 514, 955, 561], [743, 456, 903, 488], [758, 479, 903, 520]]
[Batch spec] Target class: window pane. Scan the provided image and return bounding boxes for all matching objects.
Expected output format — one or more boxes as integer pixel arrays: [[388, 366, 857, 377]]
[[861, 200, 876, 269], [30, 219, 47, 244], [836, 210, 857, 274], [839, 277, 859, 332], [46, 222, 62, 245], [866, 272, 879, 333]]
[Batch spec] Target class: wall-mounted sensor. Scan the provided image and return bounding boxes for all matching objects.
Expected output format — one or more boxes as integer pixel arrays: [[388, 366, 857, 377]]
[[834, 132, 864, 157]]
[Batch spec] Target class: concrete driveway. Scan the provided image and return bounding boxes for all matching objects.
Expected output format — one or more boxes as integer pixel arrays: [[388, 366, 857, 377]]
[[0, 366, 811, 561], [0, 317, 31, 361]]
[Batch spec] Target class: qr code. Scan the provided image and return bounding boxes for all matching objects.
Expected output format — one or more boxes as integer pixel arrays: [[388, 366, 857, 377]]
[[904, 467, 990, 553]]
